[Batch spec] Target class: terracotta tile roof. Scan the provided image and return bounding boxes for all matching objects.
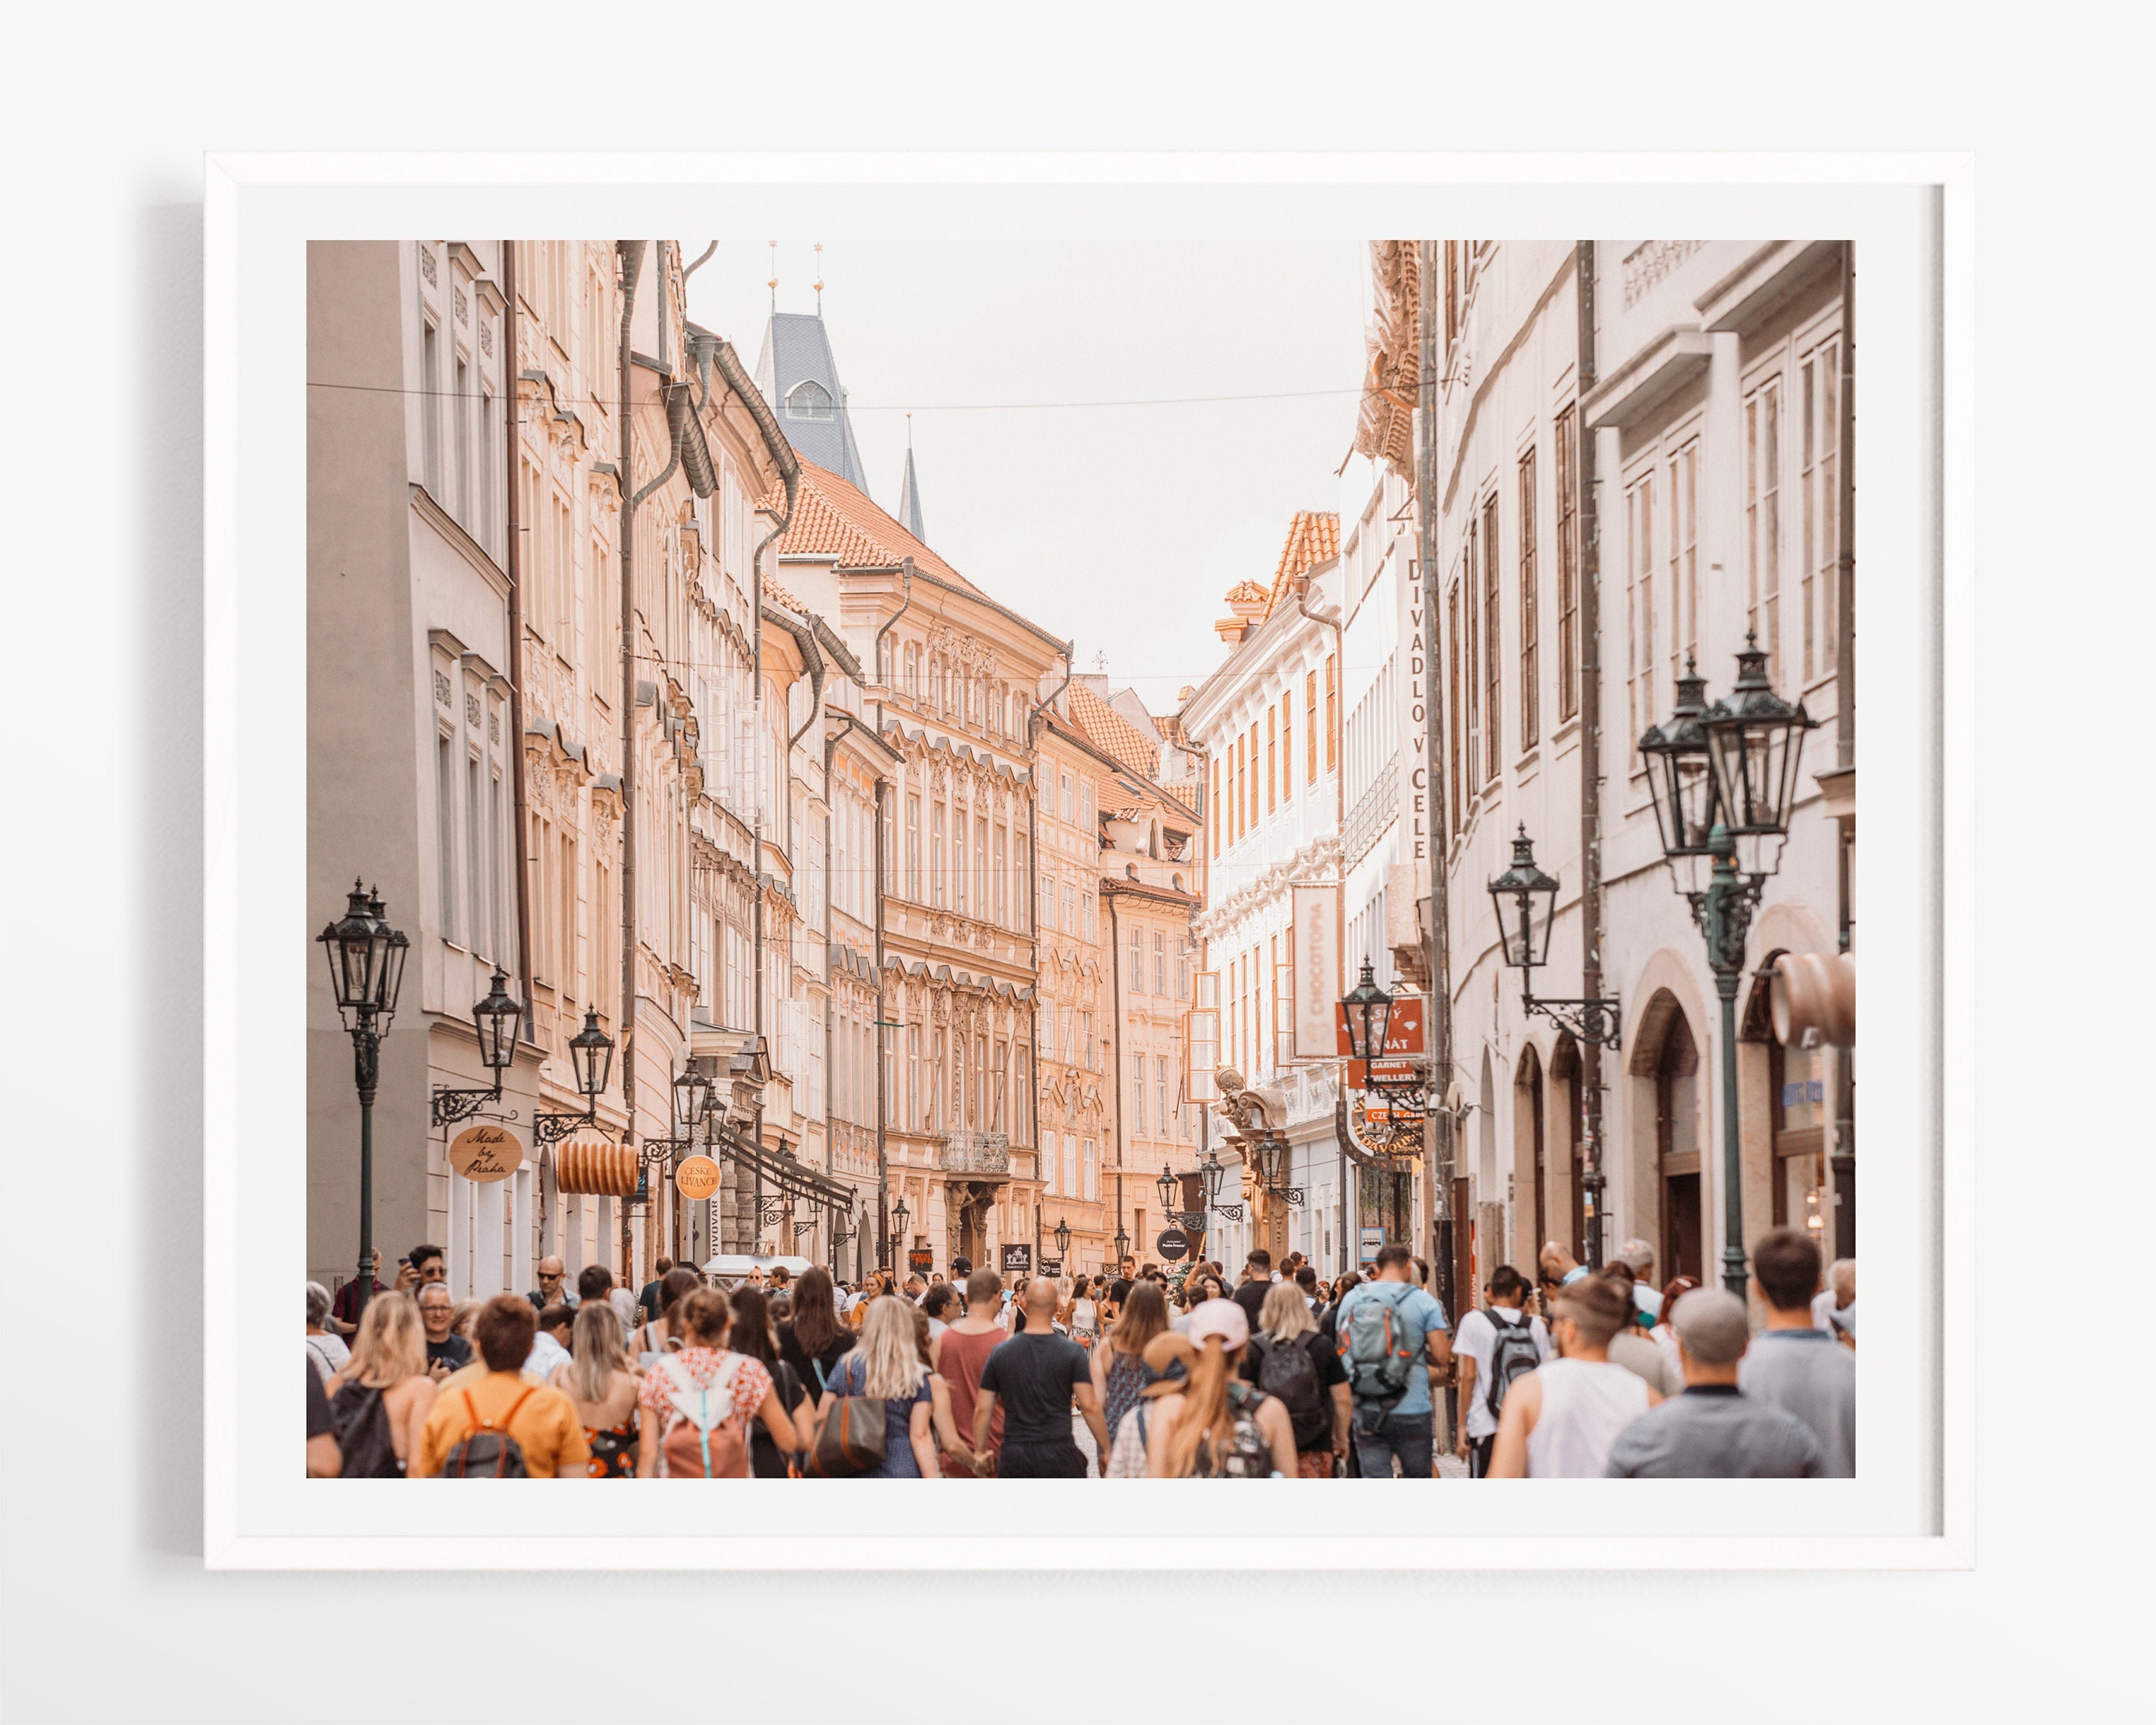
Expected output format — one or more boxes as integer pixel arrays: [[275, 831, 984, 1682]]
[[1067, 681, 1161, 781], [1223, 579, 1270, 607], [1266, 510, 1340, 616], [762, 577, 805, 612], [769, 459, 984, 598]]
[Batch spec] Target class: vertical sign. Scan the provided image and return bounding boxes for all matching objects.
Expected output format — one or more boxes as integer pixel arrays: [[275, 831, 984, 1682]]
[[1404, 551, 1430, 865], [1292, 885, 1340, 1059]]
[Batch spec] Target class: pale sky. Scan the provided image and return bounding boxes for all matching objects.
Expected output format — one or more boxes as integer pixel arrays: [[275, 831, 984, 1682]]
[[688, 238, 1367, 714]]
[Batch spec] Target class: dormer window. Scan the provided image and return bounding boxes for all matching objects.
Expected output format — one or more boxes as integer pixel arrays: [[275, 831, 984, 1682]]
[[786, 379, 834, 422]]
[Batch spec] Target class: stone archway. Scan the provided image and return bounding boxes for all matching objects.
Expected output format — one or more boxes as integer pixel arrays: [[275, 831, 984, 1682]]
[[1628, 989, 1704, 1282], [1513, 1039, 1547, 1271], [1549, 1032, 1584, 1262]]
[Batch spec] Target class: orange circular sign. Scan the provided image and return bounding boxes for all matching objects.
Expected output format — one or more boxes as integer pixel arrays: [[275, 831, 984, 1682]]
[[675, 1154, 722, 1202], [448, 1123, 524, 1183]]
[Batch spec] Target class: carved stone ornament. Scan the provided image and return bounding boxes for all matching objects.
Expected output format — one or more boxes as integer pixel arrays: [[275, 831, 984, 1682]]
[[419, 245, 437, 286], [465, 692, 482, 728], [433, 669, 451, 707]]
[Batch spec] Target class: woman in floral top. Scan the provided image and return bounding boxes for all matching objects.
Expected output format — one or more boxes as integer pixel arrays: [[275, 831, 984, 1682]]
[[635, 1287, 802, 1478]]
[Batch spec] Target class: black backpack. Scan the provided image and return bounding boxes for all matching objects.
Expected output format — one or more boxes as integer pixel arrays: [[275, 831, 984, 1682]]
[[1480, 1309, 1542, 1422], [440, 1386, 535, 1478], [329, 1381, 402, 1478], [1251, 1335, 1330, 1451]]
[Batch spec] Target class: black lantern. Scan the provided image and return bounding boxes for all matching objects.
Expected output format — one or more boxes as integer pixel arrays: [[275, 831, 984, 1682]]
[[566, 1008, 614, 1103], [1488, 826, 1560, 971], [1639, 656, 1720, 890], [673, 1064, 714, 1133], [892, 1195, 910, 1241], [1703, 632, 1818, 848], [1054, 1216, 1072, 1256], [1255, 1133, 1286, 1190], [1340, 960, 1393, 1064], [1113, 1225, 1130, 1262], [1199, 1144, 1226, 1205], [318, 880, 406, 1030], [1156, 1163, 1179, 1215], [472, 969, 521, 1077]]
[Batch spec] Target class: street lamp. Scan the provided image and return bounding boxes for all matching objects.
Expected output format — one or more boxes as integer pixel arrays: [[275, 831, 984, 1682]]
[[1112, 1224, 1130, 1264], [1340, 960, 1393, 1064], [430, 968, 525, 1127], [1641, 635, 1818, 1298], [673, 1065, 714, 1135], [1199, 1143, 1243, 1223], [318, 882, 409, 1321], [535, 1009, 615, 1144], [892, 1195, 910, 1254], [1488, 827, 1623, 1049], [1053, 1216, 1072, 1258], [1156, 1163, 1179, 1216]]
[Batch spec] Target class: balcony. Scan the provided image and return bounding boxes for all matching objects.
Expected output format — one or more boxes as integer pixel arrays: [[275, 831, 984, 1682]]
[[935, 1131, 1011, 1177]]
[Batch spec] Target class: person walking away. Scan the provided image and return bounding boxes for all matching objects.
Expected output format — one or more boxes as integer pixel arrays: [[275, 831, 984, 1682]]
[[1603, 1288, 1823, 1476], [528, 1305, 576, 1381], [637, 1288, 798, 1478], [637, 1256, 675, 1325], [937, 1267, 1012, 1477], [727, 1284, 816, 1476], [325, 1292, 437, 1477], [414, 1295, 587, 1477], [1092, 1278, 1169, 1455], [1452, 1266, 1551, 1477], [909, 1302, 982, 1474], [1333, 1243, 1453, 1479], [416, 1282, 473, 1381], [779, 1266, 857, 1404], [1651, 1277, 1702, 1380], [1592, 1262, 1684, 1398], [1296, 1265, 1320, 1310], [1739, 1228, 1856, 1476], [1231, 1249, 1275, 1331], [577, 1263, 635, 1340], [551, 1300, 640, 1477], [305, 1282, 351, 1386], [975, 1278, 1108, 1477], [1244, 1281, 1350, 1477], [1486, 1276, 1655, 1478], [305, 1361, 341, 1478], [526, 1256, 577, 1312], [813, 1296, 939, 1478], [1537, 1241, 1590, 1292], [630, 1266, 704, 1366], [1102, 1331, 1193, 1477], [1316, 1271, 1360, 1347], [1144, 1299, 1296, 1478]]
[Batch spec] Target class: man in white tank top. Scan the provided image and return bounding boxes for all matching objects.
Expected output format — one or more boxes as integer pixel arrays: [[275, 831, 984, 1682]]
[[1486, 1274, 1659, 1477]]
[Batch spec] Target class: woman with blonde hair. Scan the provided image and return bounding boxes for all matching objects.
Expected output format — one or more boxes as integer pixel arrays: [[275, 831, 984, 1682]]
[[1143, 1299, 1296, 1479], [1103, 1330, 1194, 1478], [550, 1300, 640, 1477], [1092, 1277, 1168, 1453], [1245, 1279, 1352, 1477], [324, 1293, 436, 1476], [813, 1295, 938, 1478]]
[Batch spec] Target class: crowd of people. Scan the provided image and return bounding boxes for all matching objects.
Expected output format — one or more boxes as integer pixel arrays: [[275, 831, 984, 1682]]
[[303, 1229, 1853, 1480]]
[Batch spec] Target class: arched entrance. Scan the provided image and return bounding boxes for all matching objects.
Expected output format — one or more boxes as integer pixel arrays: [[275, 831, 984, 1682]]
[[1514, 1042, 1546, 1269], [1655, 1013, 1704, 1281], [1550, 1032, 1584, 1262]]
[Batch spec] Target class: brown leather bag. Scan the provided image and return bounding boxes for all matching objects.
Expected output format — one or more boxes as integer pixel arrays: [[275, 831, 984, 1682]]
[[806, 1358, 887, 1478]]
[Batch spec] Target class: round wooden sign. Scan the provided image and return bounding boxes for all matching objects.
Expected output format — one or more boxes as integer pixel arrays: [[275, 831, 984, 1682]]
[[675, 1154, 722, 1202], [448, 1123, 524, 1183], [556, 1136, 638, 1197]]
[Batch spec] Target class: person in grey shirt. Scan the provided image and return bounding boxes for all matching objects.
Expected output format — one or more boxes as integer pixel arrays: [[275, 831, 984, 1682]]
[[1738, 1228, 1857, 1476], [1606, 1289, 1824, 1478]]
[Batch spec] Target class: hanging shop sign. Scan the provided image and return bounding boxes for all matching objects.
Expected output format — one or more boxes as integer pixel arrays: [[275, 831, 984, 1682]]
[[448, 1123, 523, 1183], [1000, 1243, 1033, 1275], [1292, 885, 1341, 1059], [557, 1135, 638, 1197], [1334, 993, 1427, 1057], [674, 1154, 722, 1202], [1156, 1228, 1191, 1261], [908, 1248, 934, 1273]]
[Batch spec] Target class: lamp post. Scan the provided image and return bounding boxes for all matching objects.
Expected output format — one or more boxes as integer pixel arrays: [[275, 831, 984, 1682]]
[[533, 1010, 615, 1144], [1641, 637, 1817, 1298], [1053, 1215, 1072, 1260], [1112, 1224, 1130, 1265], [1199, 1143, 1243, 1223], [891, 1195, 910, 1274], [429, 968, 524, 1127], [318, 883, 409, 1322]]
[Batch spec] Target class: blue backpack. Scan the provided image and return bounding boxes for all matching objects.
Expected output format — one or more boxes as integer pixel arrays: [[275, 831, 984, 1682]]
[[1338, 1284, 1419, 1407]]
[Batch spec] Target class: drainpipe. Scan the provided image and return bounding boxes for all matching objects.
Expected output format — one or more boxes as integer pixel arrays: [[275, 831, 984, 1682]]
[[614, 240, 647, 1267], [874, 559, 916, 729], [1108, 885, 1126, 1256], [873, 772, 889, 1281], [1294, 576, 1348, 1282], [1833, 242, 1857, 1256], [503, 242, 535, 1050], [1575, 239, 1608, 1271], [1027, 644, 1075, 1244], [822, 709, 870, 1184], [1416, 239, 1457, 1373]]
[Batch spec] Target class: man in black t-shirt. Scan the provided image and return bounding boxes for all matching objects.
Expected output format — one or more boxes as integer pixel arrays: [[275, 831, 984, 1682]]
[[637, 1257, 675, 1324], [1233, 1248, 1275, 1331], [975, 1278, 1109, 1477]]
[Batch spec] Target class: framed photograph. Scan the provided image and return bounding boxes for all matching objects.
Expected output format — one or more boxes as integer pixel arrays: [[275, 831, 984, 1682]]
[[210, 152, 1971, 1568]]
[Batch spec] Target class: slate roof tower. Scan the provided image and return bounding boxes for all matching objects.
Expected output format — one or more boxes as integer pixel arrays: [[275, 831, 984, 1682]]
[[752, 309, 870, 492]]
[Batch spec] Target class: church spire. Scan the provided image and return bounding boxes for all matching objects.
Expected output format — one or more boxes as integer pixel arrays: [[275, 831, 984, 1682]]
[[898, 435, 925, 542]]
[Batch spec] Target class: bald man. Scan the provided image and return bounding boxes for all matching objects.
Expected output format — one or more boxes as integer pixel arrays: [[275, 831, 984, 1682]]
[[973, 1277, 1107, 1477]]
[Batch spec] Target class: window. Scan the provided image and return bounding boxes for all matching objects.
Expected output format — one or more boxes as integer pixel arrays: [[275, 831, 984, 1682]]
[[1081, 1011, 1094, 1072], [453, 356, 470, 525], [931, 802, 946, 908], [1672, 440, 1699, 690], [479, 388, 494, 554], [1084, 1138, 1098, 1201], [1128, 921, 1143, 994], [1156, 1056, 1169, 1136], [1800, 339, 1840, 681], [1153, 931, 1166, 995], [907, 1026, 921, 1131], [1746, 375, 1783, 685], [1062, 1135, 1078, 1197], [1324, 655, 1337, 772], [1482, 492, 1502, 782], [1554, 405, 1579, 721], [1462, 523, 1480, 794], [994, 824, 1007, 926], [1060, 771, 1075, 823], [1176, 943, 1189, 1000], [420, 317, 441, 497], [1059, 1005, 1074, 1066], [1079, 782, 1093, 834], [1210, 758, 1220, 856], [490, 770, 505, 961], [436, 730, 458, 943], [1061, 880, 1075, 934], [1131, 1062, 1146, 1136], [786, 379, 834, 421], [1247, 722, 1260, 826], [904, 794, 921, 901], [1266, 705, 1277, 812], [1015, 834, 1028, 927], [1082, 892, 1095, 942], [1519, 446, 1539, 750], [1628, 469, 1657, 749], [1281, 703, 1293, 801], [1447, 582, 1462, 837], [973, 816, 987, 920]]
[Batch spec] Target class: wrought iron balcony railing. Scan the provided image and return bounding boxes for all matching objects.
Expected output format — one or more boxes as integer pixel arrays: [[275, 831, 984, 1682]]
[[934, 1130, 1011, 1176]]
